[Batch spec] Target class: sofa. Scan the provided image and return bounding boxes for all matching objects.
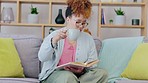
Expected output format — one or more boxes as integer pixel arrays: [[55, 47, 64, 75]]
[[0, 34, 42, 83], [0, 33, 148, 83]]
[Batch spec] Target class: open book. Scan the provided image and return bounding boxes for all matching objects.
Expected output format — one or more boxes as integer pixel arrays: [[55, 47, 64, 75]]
[[56, 60, 99, 70]]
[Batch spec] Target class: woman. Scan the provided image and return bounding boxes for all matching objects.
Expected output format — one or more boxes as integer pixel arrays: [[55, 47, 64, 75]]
[[38, 0, 108, 83]]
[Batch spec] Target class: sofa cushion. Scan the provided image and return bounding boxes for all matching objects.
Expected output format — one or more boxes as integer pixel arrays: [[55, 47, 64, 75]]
[[0, 34, 42, 78], [117, 79, 148, 83], [0, 78, 39, 83], [121, 43, 148, 80], [98, 37, 144, 82], [0, 38, 24, 77]]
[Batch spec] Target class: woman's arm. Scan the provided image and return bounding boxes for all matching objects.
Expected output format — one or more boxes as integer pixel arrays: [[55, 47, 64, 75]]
[[38, 32, 57, 62], [87, 36, 98, 67], [38, 28, 67, 62]]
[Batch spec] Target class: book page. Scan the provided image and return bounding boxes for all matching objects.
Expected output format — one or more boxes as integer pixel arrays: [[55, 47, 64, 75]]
[[85, 60, 99, 67], [56, 62, 86, 70], [56, 60, 99, 70]]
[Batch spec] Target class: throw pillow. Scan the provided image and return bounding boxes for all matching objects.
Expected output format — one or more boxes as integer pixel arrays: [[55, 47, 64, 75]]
[[121, 43, 148, 80], [98, 37, 144, 82], [0, 38, 24, 77]]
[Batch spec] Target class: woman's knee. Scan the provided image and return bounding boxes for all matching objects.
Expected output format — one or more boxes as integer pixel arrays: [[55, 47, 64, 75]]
[[42, 70, 78, 83], [56, 71, 78, 83], [59, 71, 75, 78], [97, 69, 108, 83], [99, 69, 108, 77]]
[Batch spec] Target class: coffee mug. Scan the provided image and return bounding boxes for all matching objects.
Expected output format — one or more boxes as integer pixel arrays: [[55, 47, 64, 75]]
[[132, 19, 140, 25], [67, 29, 80, 41]]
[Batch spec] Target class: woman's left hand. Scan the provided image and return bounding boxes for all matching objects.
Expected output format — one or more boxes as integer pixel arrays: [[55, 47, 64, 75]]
[[64, 66, 84, 74]]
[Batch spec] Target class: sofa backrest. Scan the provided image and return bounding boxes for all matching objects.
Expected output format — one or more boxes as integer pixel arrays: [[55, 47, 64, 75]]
[[93, 37, 148, 55], [0, 34, 42, 78], [144, 37, 148, 43], [93, 37, 102, 54]]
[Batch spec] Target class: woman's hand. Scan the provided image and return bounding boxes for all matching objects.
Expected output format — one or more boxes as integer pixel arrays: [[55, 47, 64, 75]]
[[52, 29, 67, 44], [64, 66, 84, 74]]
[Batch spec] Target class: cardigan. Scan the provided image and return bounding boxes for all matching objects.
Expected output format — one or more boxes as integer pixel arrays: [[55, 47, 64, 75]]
[[38, 27, 98, 81]]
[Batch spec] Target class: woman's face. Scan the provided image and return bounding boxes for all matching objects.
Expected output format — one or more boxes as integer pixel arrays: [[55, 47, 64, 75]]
[[67, 14, 88, 31]]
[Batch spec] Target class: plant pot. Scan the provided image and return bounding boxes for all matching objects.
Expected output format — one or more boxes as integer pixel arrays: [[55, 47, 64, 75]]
[[28, 14, 39, 24], [114, 15, 126, 25]]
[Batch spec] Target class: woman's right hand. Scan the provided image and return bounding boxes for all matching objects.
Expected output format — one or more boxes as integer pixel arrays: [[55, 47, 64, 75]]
[[52, 29, 67, 44]]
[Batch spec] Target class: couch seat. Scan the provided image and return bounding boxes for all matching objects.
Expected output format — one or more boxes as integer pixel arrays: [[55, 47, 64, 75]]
[[117, 80, 148, 83], [0, 78, 39, 83]]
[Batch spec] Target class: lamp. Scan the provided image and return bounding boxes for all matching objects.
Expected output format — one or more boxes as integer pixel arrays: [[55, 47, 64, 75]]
[[1, 7, 14, 23]]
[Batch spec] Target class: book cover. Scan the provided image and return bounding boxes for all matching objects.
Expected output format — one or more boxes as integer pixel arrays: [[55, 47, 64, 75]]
[[56, 60, 99, 70]]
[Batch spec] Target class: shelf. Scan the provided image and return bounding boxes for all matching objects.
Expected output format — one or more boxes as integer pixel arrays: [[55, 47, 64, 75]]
[[101, 2, 145, 6], [19, 0, 50, 4], [101, 25, 144, 29], [52, 0, 66, 4], [0, 0, 17, 2], [0, 23, 65, 27], [0, 23, 42, 27], [0, 0, 99, 4], [0, 0, 145, 6], [4, 23, 143, 29], [44, 24, 65, 27], [51, 0, 98, 5]]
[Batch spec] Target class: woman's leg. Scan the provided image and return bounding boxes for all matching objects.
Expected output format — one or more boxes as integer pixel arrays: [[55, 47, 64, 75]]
[[42, 70, 79, 83], [79, 68, 108, 83]]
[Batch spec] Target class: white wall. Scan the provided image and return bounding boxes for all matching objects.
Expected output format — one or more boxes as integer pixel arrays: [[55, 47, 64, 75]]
[[0, 0, 147, 40]]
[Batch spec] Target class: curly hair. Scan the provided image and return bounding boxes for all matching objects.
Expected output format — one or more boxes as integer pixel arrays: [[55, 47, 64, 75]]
[[66, 0, 92, 19]]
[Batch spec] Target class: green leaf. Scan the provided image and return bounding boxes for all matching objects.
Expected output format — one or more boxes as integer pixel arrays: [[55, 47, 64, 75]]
[[30, 5, 39, 14], [114, 8, 125, 15]]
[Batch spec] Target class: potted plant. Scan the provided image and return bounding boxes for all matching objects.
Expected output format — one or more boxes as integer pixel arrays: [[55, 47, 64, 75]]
[[109, 19, 113, 24], [114, 8, 126, 25], [114, 8, 125, 15], [28, 5, 39, 23]]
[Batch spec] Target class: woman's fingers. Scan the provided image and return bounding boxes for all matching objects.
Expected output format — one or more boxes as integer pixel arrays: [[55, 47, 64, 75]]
[[52, 29, 67, 44], [69, 67, 84, 73], [63, 67, 70, 70], [59, 30, 67, 39]]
